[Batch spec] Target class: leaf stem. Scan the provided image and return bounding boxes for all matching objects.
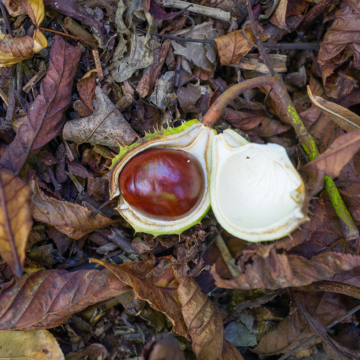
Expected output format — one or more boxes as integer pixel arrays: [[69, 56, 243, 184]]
[[0, 0, 13, 37]]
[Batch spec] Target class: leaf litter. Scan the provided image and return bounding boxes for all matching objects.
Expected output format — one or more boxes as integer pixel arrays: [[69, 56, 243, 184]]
[[2, 0, 360, 359]]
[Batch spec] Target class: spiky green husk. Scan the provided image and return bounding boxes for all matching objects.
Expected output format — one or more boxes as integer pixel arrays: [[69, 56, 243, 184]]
[[110, 119, 201, 170]]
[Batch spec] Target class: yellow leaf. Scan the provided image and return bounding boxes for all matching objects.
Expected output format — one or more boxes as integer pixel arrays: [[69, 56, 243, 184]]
[[0, 0, 47, 67], [0, 330, 64, 360], [3, 0, 45, 26]]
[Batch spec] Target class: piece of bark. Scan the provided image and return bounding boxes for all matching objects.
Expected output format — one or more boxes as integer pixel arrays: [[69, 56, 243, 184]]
[[63, 87, 137, 147]]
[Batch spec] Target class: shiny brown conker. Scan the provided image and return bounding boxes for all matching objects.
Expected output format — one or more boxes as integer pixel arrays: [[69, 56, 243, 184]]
[[120, 148, 205, 220]]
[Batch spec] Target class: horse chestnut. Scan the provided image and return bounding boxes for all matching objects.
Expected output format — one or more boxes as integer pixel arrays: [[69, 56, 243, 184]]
[[120, 148, 205, 220]]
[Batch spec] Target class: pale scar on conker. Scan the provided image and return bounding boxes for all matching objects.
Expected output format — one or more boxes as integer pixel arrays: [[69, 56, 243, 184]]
[[119, 148, 205, 220]]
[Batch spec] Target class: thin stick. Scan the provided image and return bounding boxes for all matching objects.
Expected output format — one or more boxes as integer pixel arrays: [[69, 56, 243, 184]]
[[39, 27, 97, 43], [215, 234, 240, 278], [246, 0, 275, 76], [136, 29, 320, 50], [0, 0, 13, 37], [279, 303, 360, 360]]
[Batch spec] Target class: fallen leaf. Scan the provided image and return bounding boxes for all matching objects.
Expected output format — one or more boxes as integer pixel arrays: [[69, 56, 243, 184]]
[[0, 330, 64, 360], [91, 258, 189, 339], [0, 35, 81, 175], [338, 324, 360, 353], [0, 168, 32, 278], [299, 303, 360, 360], [172, 22, 222, 72], [63, 86, 137, 147], [224, 108, 291, 137], [254, 291, 353, 357], [317, 2, 360, 97], [30, 178, 116, 239], [308, 85, 360, 132], [301, 129, 360, 194], [108, 34, 154, 83], [177, 82, 202, 113], [141, 334, 185, 360], [150, 71, 176, 110], [136, 39, 171, 98], [211, 249, 360, 290], [0, 0, 47, 67], [214, 24, 268, 66], [0, 268, 128, 330], [77, 72, 97, 112], [176, 275, 244, 360]]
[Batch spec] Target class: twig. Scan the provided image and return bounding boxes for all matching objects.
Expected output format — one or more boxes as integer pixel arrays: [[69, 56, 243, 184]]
[[0, 0, 13, 37], [39, 27, 97, 44], [92, 49, 104, 81], [136, 29, 320, 50], [0, 87, 9, 106], [5, 74, 15, 123], [62, 17, 97, 49], [278, 303, 360, 360], [163, 0, 231, 22], [215, 234, 240, 278], [299, 0, 339, 34], [246, 0, 275, 76], [22, 62, 47, 94]]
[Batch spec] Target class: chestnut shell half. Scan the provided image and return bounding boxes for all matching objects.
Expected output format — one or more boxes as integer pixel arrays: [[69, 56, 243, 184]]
[[119, 148, 205, 220]]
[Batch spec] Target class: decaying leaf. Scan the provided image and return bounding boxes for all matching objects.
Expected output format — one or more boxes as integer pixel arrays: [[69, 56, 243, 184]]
[[176, 275, 244, 360], [254, 291, 353, 357], [0, 330, 64, 360], [30, 178, 116, 239], [150, 71, 176, 110], [0, 0, 47, 67], [91, 258, 189, 339], [63, 86, 137, 147], [299, 304, 360, 360], [77, 72, 97, 112], [307, 85, 360, 132], [211, 249, 360, 290], [172, 22, 222, 73], [0, 268, 128, 330], [301, 129, 360, 195], [108, 34, 154, 83], [0, 168, 32, 278], [0, 35, 81, 174], [214, 24, 268, 66]]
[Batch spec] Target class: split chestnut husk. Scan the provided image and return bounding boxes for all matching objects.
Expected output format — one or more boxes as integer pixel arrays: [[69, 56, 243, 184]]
[[109, 120, 308, 241]]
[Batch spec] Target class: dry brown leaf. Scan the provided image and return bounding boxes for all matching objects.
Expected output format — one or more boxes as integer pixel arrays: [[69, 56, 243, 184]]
[[30, 178, 116, 239], [0, 168, 32, 277], [211, 249, 360, 290], [176, 275, 244, 360], [92, 258, 189, 339], [0, 0, 47, 67], [214, 24, 269, 66], [254, 291, 354, 357], [307, 86, 360, 132], [0, 330, 64, 360], [77, 72, 97, 112], [0, 36, 81, 174], [63, 86, 137, 147], [0, 268, 128, 330], [301, 129, 360, 194], [299, 304, 360, 360]]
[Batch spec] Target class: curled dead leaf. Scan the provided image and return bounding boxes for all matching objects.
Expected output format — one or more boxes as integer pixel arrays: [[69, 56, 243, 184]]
[[211, 249, 360, 290], [301, 129, 360, 195], [0, 168, 33, 278], [0, 268, 128, 330], [77, 72, 97, 112], [0, 330, 64, 360], [91, 258, 189, 339], [0, 0, 47, 67], [214, 24, 269, 66], [30, 178, 116, 239], [176, 275, 244, 360], [307, 85, 360, 132]]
